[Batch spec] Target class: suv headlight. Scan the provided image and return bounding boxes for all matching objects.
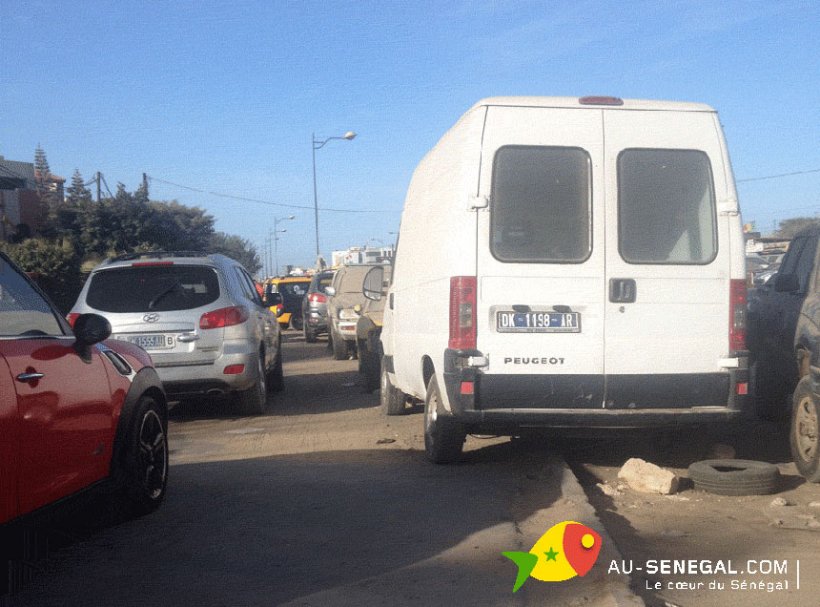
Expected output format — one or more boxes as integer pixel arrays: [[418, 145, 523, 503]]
[[339, 308, 360, 320]]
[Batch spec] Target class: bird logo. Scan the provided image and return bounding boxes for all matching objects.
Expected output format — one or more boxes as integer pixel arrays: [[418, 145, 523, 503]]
[[503, 521, 602, 592]]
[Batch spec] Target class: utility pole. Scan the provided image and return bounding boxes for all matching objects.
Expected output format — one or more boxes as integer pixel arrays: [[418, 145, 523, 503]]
[[96, 172, 101, 203], [143, 173, 149, 198]]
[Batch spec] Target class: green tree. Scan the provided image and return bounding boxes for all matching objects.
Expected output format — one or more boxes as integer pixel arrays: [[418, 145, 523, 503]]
[[773, 217, 820, 239], [209, 232, 261, 274], [66, 169, 92, 204], [0, 237, 83, 313], [33, 144, 59, 210]]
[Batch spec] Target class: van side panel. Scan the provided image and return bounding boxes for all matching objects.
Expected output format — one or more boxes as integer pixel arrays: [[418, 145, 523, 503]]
[[384, 107, 486, 403]]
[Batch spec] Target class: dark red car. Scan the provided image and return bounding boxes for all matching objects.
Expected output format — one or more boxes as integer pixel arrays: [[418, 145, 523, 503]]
[[0, 252, 169, 531]]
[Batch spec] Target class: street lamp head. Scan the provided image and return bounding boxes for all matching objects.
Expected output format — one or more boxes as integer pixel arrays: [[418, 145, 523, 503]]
[[343, 131, 356, 140], [287, 215, 295, 220]]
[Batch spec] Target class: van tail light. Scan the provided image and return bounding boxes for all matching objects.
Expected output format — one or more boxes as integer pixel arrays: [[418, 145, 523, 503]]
[[309, 293, 327, 304], [200, 306, 249, 329], [729, 279, 747, 352], [449, 276, 477, 350], [66, 313, 80, 327]]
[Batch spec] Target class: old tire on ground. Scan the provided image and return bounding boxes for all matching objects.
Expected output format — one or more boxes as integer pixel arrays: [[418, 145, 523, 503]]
[[236, 353, 268, 415], [381, 357, 407, 415], [687, 459, 781, 496], [267, 346, 284, 393], [751, 357, 789, 421], [331, 328, 349, 360], [424, 374, 466, 464], [118, 395, 169, 516], [790, 376, 820, 483]]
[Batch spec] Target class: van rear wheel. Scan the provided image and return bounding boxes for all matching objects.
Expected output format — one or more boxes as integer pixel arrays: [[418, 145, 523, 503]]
[[424, 374, 466, 463], [381, 357, 407, 415]]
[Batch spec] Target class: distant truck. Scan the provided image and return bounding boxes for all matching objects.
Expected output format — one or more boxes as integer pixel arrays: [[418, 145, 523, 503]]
[[748, 225, 820, 482]]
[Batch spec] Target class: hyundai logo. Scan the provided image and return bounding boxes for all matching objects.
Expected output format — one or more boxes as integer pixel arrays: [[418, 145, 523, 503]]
[[143, 313, 160, 323]]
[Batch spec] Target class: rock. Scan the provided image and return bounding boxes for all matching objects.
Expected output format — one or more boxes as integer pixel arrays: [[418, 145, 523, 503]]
[[770, 497, 792, 507], [809, 501, 820, 509], [809, 520, 820, 529], [597, 482, 621, 497], [660, 529, 687, 538], [708, 443, 736, 459], [617, 458, 680, 495]]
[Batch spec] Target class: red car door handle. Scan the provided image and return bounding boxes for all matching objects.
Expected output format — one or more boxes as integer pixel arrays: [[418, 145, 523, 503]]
[[16, 372, 45, 382]]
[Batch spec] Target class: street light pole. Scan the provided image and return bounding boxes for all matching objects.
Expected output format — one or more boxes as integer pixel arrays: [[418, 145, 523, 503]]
[[311, 131, 356, 261], [272, 215, 296, 277]]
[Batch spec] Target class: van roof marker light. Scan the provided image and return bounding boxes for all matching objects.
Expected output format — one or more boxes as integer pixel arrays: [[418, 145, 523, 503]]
[[579, 96, 624, 106]]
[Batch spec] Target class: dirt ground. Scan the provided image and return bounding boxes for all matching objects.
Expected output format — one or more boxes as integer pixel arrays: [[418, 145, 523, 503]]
[[561, 419, 820, 607]]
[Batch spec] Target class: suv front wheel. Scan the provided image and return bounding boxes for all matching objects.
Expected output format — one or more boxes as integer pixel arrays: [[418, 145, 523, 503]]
[[791, 376, 820, 483]]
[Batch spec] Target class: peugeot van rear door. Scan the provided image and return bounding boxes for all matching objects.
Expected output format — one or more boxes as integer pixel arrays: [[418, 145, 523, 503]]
[[474, 103, 606, 409], [602, 107, 736, 408]]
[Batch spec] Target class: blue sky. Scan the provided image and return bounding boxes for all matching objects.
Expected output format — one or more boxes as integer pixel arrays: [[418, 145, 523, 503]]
[[2, 0, 818, 270]]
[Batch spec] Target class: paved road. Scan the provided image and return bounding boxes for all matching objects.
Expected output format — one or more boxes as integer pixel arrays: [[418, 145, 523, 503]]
[[5, 333, 638, 607]]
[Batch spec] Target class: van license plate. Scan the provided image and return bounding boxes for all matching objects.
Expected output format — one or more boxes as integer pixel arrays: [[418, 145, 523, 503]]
[[126, 334, 174, 350], [496, 311, 580, 333]]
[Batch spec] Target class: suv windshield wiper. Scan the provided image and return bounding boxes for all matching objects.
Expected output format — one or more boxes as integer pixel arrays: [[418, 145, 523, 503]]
[[148, 282, 182, 310]]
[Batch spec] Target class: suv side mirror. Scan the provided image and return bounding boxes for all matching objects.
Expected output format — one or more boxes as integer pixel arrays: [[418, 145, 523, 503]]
[[774, 273, 799, 293], [72, 313, 112, 362], [362, 266, 385, 301]]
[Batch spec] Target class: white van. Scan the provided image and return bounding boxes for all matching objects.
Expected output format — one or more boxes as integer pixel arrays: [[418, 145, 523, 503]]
[[380, 96, 749, 463]]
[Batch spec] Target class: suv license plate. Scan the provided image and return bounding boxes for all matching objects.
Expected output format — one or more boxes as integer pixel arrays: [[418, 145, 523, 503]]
[[126, 334, 174, 350], [497, 311, 580, 333]]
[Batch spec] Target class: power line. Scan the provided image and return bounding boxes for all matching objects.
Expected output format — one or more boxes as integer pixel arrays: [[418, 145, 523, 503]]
[[737, 168, 820, 183], [147, 175, 395, 214]]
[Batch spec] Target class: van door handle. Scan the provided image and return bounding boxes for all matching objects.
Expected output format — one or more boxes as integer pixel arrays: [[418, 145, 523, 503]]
[[609, 279, 637, 303], [389, 293, 395, 310]]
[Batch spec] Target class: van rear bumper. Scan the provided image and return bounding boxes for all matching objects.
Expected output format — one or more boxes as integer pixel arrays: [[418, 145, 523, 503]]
[[442, 349, 748, 430]]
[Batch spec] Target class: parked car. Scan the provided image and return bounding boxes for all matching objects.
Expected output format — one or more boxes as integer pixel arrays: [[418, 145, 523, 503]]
[[358, 264, 393, 393], [326, 264, 378, 360], [301, 269, 335, 342], [70, 251, 283, 414], [0, 251, 169, 537], [747, 226, 819, 481], [381, 96, 750, 463], [265, 276, 311, 330]]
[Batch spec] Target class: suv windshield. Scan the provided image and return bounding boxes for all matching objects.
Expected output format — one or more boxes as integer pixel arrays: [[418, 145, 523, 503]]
[[87, 265, 220, 312]]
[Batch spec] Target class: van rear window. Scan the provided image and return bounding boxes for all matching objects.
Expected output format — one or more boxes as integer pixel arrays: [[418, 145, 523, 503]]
[[618, 149, 717, 264], [86, 266, 220, 312], [490, 146, 591, 263]]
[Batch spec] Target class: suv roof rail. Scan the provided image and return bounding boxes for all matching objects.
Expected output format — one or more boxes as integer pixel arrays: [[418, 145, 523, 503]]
[[107, 251, 211, 263]]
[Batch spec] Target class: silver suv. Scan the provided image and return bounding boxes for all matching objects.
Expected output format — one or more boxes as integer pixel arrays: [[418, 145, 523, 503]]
[[70, 251, 283, 414]]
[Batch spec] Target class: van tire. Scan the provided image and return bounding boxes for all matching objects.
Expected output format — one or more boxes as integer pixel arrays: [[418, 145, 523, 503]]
[[687, 459, 781, 495], [381, 358, 407, 415], [790, 377, 820, 483], [424, 374, 466, 464], [304, 326, 317, 343]]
